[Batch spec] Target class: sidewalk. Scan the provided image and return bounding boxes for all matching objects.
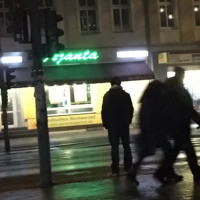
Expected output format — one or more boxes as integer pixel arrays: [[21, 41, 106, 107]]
[[0, 165, 200, 200]]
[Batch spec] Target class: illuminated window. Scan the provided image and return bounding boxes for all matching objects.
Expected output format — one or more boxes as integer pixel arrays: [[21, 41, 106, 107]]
[[194, 0, 200, 26], [79, 0, 97, 32], [70, 84, 91, 105], [45, 84, 93, 116], [0, 0, 12, 36], [159, 0, 174, 28], [112, 0, 130, 31]]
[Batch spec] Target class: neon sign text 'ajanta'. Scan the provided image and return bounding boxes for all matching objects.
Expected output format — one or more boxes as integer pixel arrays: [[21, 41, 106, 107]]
[[43, 50, 99, 65]]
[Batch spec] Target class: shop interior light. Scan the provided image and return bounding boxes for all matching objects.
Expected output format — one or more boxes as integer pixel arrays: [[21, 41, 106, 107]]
[[1, 56, 22, 64], [117, 50, 148, 59]]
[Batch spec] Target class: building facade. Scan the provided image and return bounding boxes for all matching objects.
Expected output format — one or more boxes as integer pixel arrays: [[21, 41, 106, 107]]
[[0, 0, 200, 131]]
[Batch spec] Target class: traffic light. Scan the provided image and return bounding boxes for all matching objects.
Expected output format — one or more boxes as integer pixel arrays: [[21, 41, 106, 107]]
[[6, 68, 16, 89], [44, 10, 65, 57]]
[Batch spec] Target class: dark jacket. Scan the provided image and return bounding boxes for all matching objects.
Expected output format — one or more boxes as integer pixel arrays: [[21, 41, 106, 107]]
[[165, 76, 194, 127], [101, 86, 134, 129], [138, 80, 166, 156]]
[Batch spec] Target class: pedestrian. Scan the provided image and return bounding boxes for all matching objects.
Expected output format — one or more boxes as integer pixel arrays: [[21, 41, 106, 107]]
[[155, 67, 200, 184], [128, 80, 182, 185], [101, 76, 134, 176]]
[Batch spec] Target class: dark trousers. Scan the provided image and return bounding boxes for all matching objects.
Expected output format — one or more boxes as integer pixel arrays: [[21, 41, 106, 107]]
[[133, 133, 173, 176], [158, 127, 200, 179], [108, 125, 132, 174]]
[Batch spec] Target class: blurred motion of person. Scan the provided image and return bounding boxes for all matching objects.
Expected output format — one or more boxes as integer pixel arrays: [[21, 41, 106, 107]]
[[156, 67, 200, 184], [128, 80, 182, 185]]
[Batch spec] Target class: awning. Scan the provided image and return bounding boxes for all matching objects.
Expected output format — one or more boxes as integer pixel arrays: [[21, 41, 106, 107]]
[[44, 61, 154, 84]]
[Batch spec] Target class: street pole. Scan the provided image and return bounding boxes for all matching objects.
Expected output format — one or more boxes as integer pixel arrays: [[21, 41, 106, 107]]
[[29, 0, 52, 187], [0, 28, 10, 152], [1, 85, 10, 152]]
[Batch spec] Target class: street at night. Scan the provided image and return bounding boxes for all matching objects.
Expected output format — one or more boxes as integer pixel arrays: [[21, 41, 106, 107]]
[[0, 126, 200, 199]]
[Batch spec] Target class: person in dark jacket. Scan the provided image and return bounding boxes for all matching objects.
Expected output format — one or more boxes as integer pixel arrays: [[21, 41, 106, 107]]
[[101, 76, 134, 176], [128, 80, 182, 185], [155, 67, 200, 184]]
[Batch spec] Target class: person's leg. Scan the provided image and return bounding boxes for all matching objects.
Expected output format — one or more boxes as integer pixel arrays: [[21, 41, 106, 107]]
[[108, 128, 120, 174], [182, 138, 200, 183], [126, 131, 149, 185], [120, 126, 132, 172], [154, 138, 182, 183]]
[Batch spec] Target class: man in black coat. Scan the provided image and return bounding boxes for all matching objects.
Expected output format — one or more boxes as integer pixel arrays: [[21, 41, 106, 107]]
[[155, 67, 200, 183], [101, 76, 134, 176]]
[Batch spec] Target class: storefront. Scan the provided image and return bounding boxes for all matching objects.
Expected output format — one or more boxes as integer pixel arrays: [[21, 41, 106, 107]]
[[1, 48, 154, 130]]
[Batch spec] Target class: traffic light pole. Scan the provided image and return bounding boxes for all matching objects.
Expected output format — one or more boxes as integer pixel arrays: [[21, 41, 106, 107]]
[[1, 86, 10, 152], [30, 0, 52, 187], [0, 36, 10, 152]]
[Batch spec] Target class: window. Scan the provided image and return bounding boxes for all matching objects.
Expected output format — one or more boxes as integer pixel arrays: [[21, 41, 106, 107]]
[[194, 0, 200, 26], [159, 0, 174, 28], [38, 0, 53, 8], [79, 0, 97, 32], [112, 0, 130, 31], [45, 84, 93, 116], [0, 0, 12, 36]]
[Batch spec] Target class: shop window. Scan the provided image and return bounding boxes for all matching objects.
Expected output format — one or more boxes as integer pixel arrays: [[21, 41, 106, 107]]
[[112, 0, 130, 31], [70, 84, 91, 105], [159, 0, 174, 28], [79, 0, 97, 32], [45, 84, 93, 116], [194, 0, 200, 26], [0, 0, 12, 36]]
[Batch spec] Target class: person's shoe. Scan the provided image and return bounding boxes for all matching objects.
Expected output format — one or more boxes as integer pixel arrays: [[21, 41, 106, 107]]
[[167, 173, 183, 181], [154, 171, 183, 184]]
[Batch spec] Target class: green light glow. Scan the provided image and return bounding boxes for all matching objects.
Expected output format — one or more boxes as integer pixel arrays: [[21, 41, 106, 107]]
[[43, 50, 99, 65], [43, 58, 49, 63]]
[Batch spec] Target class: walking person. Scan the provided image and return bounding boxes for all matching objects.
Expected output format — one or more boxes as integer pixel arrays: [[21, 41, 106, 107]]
[[155, 67, 200, 184], [128, 80, 182, 185], [101, 76, 134, 176]]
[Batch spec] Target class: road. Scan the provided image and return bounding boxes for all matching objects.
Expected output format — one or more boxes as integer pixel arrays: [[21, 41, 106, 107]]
[[0, 126, 200, 199], [0, 126, 199, 181]]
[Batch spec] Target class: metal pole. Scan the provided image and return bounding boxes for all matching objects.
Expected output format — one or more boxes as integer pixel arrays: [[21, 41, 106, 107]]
[[0, 17, 10, 152], [1, 86, 10, 152], [29, 0, 52, 187]]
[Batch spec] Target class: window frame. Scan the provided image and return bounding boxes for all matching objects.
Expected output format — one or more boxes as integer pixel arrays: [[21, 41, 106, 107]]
[[78, 0, 99, 33], [38, 0, 54, 9], [194, 0, 200, 26], [45, 84, 94, 116], [111, 0, 131, 32], [158, 0, 176, 29]]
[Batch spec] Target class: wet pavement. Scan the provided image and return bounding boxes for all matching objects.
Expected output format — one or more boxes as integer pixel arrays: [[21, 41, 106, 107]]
[[0, 167, 200, 200], [0, 126, 200, 199]]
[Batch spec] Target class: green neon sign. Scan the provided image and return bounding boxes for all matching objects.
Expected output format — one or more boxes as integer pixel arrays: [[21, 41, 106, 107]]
[[42, 50, 99, 65]]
